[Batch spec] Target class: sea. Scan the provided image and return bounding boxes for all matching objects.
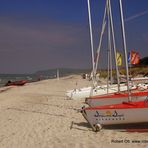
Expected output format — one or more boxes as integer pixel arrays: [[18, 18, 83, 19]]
[[0, 74, 54, 87], [0, 68, 88, 87]]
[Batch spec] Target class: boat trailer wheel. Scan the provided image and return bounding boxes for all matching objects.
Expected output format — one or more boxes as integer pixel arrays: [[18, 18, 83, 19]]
[[94, 124, 102, 132]]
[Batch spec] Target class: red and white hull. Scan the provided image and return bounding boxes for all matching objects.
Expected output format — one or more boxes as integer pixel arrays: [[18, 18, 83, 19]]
[[81, 100, 148, 131], [86, 90, 148, 106]]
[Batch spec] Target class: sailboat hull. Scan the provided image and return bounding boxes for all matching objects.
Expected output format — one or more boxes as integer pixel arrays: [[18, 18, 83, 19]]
[[66, 84, 136, 100], [81, 101, 148, 131]]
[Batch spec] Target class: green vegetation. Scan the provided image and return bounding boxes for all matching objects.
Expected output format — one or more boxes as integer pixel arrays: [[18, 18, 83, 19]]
[[98, 66, 148, 78]]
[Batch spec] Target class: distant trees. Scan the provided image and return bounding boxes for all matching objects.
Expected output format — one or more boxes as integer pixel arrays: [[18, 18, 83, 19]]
[[139, 57, 148, 66]]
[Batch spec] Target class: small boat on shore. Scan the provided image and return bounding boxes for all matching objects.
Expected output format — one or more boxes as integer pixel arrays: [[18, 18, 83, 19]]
[[5, 80, 27, 86], [66, 83, 136, 100], [81, 100, 148, 131]]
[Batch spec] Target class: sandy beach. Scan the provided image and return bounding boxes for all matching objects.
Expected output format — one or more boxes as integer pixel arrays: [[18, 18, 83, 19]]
[[0, 75, 147, 148]]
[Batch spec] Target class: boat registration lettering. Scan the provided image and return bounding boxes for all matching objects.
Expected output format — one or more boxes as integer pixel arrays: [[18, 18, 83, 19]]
[[94, 110, 124, 117]]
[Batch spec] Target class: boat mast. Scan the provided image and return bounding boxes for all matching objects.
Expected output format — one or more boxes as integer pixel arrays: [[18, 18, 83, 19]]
[[119, 0, 131, 101], [94, 1, 107, 75], [107, 0, 113, 93], [87, 0, 95, 83], [107, 0, 113, 85], [108, 0, 120, 92]]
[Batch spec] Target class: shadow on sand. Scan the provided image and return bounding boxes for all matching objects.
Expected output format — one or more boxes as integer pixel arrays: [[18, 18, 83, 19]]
[[104, 123, 148, 131], [74, 121, 148, 132], [70, 121, 92, 131]]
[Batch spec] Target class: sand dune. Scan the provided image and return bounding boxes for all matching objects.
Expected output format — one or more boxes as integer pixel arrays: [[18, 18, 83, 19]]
[[0, 75, 147, 148]]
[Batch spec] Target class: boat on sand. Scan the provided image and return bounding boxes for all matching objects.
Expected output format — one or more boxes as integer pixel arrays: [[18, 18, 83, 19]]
[[5, 80, 27, 86]]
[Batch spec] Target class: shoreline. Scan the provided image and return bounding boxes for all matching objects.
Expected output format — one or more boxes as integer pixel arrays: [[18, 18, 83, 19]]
[[0, 75, 147, 148]]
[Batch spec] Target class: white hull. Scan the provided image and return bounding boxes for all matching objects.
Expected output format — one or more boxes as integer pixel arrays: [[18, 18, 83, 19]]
[[66, 84, 135, 100], [66, 83, 148, 100], [131, 77, 148, 81]]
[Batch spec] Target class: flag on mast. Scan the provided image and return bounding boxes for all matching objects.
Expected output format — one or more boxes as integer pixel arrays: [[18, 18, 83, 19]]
[[116, 52, 122, 66], [128, 50, 140, 65]]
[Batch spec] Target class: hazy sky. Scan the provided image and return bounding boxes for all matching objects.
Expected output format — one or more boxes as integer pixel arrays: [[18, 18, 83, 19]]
[[0, 0, 148, 73]]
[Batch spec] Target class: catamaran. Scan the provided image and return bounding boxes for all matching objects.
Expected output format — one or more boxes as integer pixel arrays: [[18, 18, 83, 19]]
[[81, 0, 148, 131], [66, 0, 146, 100], [66, 0, 128, 100], [66, 83, 137, 100], [81, 99, 148, 131]]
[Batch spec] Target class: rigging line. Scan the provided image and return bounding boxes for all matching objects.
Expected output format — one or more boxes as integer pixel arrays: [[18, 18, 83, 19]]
[[125, 10, 148, 22]]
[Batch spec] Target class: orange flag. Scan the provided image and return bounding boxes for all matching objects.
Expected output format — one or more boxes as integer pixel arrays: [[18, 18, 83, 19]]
[[129, 50, 140, 65]]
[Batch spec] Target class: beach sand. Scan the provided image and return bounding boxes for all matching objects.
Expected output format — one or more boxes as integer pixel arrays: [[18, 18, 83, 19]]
[[0, 75, 147, 148]]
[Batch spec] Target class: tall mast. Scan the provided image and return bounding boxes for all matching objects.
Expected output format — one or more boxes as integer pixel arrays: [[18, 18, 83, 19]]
[[94, 0, 107, 74], [87, 0, 95, 83], [108, 0, 120, 92], [107, 0, 112, 93], [119, 0, 131, 101], [107, 0, 113, 85]]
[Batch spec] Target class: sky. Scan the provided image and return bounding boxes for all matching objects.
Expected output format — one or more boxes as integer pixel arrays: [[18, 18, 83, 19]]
[[0, 0, 148, 74]]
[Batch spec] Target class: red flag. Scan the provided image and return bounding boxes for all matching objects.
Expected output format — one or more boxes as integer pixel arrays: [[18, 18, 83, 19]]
[[130, 50, 140, 65]]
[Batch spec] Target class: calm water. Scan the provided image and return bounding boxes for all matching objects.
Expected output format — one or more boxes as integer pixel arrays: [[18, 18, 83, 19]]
[[0, 74, 53, 87]]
